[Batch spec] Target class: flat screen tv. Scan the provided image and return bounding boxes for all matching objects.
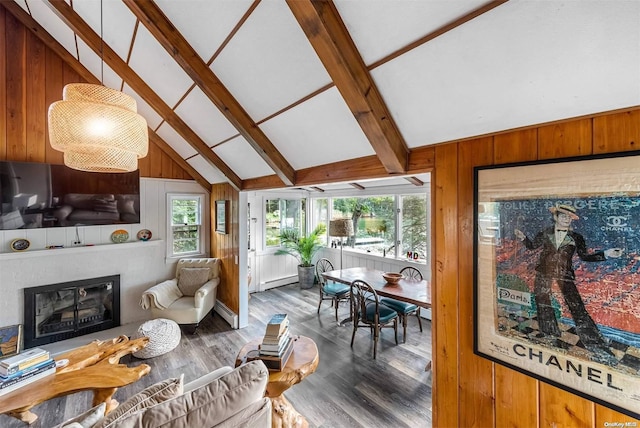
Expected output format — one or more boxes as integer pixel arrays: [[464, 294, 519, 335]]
[[0, 160, 140, 230]]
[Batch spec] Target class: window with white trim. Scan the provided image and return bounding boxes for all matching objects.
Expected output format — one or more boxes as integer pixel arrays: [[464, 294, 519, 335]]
[[311, 191, 429, 262], [265, 198, 305, 248], [169, 194, 203, 257]]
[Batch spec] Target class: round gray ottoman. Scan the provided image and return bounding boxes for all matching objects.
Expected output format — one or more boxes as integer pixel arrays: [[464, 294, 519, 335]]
[[132, 318, 181, 359]]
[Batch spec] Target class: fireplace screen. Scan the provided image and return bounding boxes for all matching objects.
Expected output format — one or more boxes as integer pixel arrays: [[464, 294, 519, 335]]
[[24, 275, 120, 348]]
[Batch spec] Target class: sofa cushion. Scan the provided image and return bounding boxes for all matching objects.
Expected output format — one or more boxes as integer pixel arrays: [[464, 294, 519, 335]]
[[178, 268, 210, 296], [57, 402, 106, 428], [183, 366, 233, 392], [92, 376, 183, 428], [109, 360, 269, 428]]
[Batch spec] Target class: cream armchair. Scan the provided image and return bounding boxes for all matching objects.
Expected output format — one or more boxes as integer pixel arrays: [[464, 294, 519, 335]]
[[140, 258, 220, 332]]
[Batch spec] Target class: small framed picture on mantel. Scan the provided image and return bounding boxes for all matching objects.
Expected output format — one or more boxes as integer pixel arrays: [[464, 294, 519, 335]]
[[215, 200, 228, 234]]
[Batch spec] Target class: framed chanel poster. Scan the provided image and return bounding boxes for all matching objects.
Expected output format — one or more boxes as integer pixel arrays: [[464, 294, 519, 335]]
[[474, 151, 640, 419]]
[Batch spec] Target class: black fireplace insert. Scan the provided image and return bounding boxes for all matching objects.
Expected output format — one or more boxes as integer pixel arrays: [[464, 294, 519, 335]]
[[23, 275, 120, 348]]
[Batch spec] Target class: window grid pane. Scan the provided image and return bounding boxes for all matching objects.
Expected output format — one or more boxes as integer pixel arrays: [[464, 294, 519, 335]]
[[169, 194, 203, 257], [401, 194, 428, 261]]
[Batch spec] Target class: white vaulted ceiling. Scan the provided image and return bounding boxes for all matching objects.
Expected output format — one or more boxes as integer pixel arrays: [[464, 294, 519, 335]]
[[7, 0, 640, 191]]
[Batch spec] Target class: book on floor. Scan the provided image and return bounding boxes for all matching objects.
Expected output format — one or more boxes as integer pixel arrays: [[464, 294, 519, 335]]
[[264, 313, 289, 337]]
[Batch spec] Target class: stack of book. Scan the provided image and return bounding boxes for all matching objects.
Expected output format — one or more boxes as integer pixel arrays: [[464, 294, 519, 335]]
[[0, 347, 56, 396], [258, 313, 294, 371]]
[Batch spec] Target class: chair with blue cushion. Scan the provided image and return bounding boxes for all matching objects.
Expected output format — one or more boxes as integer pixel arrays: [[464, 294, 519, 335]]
[[315, 258, 350, 322], [379, 266, 423, 343], [350, 279, 398, 359]]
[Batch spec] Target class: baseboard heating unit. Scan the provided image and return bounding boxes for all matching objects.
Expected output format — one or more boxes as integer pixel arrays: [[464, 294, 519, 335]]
[[215, 301, 238, 329]]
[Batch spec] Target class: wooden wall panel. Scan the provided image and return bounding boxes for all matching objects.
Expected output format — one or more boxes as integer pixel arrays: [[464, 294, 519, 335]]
[[0, 6, 6, 160], [458, 137, 495, 428], [44, 48, 64, 164], [211, 183, 240, 313], [435, 108, 640, 428], [432, 142, 459, 428], [593, 110, 640, 154], [538, 119, 592, 160], [5, 11, 26, 161], [26, 30, 46, 162]]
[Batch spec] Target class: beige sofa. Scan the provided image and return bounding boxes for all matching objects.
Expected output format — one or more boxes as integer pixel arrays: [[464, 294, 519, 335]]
[[59, 360, 271, 428]]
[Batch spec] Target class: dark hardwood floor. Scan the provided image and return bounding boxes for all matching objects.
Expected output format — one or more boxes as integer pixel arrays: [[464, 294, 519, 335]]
[[1, 283, 432, 428]]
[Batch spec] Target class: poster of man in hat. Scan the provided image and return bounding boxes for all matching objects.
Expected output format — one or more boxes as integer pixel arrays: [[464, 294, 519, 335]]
[[474, 155, 640, 417], [514, 203, 622, 365]]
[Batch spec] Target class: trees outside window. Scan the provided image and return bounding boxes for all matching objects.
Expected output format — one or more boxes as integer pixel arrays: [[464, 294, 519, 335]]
[[265, 199, 303, 248], [169, 194, 203, 256], [308, 193, 428, 261], [401, 194, 428, 261]]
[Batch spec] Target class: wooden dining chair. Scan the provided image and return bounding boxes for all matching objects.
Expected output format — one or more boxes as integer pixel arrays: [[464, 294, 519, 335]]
[[379, 266, 423, 343], [315, 258, 350, 322], [350, 279, 398, 359]]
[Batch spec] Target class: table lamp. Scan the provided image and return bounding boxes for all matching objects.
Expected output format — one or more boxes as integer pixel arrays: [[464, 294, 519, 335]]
[[329, 219, 354, 269]]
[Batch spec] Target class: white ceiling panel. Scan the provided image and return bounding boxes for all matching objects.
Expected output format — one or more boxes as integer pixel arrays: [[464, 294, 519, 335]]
[[211, 0, 332, 121], [259, 87, 374, 170], [213, 137, 274, 180], [76, 39, 122, 89], [174, 87, 239, 147], [187, 155, 229, 184], [156, 123, 198, 159], [71, 0, 136, 62], [334, 0, 488, 66], [155, 0, 254, 62], [373, 0, 640, 148], [128, 26, 194, 108], [122, 84, 164, 131], [26, 0, 78, 58]]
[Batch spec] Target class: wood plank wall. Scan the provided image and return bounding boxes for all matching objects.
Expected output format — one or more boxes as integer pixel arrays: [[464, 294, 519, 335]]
[[211, 183, 240, 313], [0, 5, 190, 180], [433, 109, 640, 428]]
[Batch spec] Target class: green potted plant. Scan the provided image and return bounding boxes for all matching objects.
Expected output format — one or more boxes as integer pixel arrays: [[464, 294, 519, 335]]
[[276, 224, 326, 289]]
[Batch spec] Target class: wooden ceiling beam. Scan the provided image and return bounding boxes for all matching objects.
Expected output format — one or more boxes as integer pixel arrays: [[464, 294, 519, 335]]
[[405, 176, 425, 187], [123, 0, 296, 187], [287, 0, 408, 175], [3, 1, 210, 190], [349, 183, 365, 190], [244, 146, 434, 191], [44, 0, 242, 190]]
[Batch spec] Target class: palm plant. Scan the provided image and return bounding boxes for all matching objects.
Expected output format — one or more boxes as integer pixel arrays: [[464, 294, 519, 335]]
[[276, 224, 326, 267]]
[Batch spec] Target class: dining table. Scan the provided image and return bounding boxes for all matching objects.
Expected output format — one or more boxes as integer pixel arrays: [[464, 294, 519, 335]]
[[320, 266, 432, 371]]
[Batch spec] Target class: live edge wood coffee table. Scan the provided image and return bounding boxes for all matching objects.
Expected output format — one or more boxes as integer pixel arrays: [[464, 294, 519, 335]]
[[235, 335, 319, 428], [0, 335, 150, 425]]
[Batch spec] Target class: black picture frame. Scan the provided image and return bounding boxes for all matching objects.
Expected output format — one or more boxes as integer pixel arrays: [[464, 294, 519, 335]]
[[215, 200, 228, 234], [474, 151, 640, 419]]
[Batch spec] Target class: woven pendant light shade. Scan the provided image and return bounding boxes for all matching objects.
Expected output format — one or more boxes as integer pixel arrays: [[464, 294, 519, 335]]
[[329, 219, 353, 237], [48, 83, 148, 173]]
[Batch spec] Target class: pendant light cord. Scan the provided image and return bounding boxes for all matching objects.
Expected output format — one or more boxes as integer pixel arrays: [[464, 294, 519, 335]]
[[100, 0, 104, 85]]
